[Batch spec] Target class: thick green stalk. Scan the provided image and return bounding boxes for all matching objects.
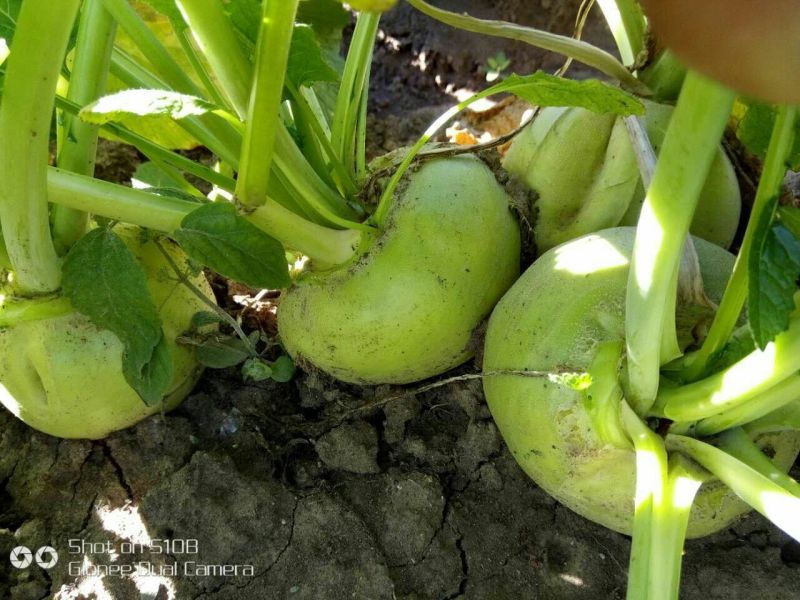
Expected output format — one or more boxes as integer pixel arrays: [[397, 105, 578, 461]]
[[694, 375, 800, 436], [176, 29, 229, 109], [595, 0, 646, 66], [638, 51, 687, 101], [649, 456, 704, 600], [46, 168, 359, 265], [175, 0, 252, 119], [53, 0, 117, 254], [681, 106, 798, 382], [717, 428, 800, 497], [0, 0, 81, 293], [667, 434, 800, 541], [654, 313, 800, 422], [103, 0, 200, 95], [744, 402, 800, 436], [406, 0, 649, 94], [236, 0, 299, 208], [331, 12, 380, 178], [621, 401, 666, 600], [625, 73, 734, 413]]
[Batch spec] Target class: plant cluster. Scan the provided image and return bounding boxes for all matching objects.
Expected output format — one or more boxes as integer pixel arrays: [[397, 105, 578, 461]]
[[0, 0, 798, 597]]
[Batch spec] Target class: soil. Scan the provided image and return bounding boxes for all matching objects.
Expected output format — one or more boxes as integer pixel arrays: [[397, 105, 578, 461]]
[[3, 2, 800, 599]]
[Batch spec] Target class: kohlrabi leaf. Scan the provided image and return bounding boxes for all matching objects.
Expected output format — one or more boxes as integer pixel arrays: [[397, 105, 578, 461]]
[[62, 227, 173, 405], [346, 0, 397, 11], [241, 357, 272, 381], [269, 354, 296, 382], [81, 89, 218, 123], [192, 336, 251, 368], [734, 100, 800, 170], [779, 206, 800, 239], [297, 0, 350, 34], [190, 311, 224, 329], [288, 24, 339, 88], [82, 89, 216, 150], [748, 208, 800, 349], [0, 0, 22, 43], [124, 334, 175, 406], [477, 72, 645, 116], [174, 203, 291, 289], [137, 0, 185, 30], [133, 161, 188, 190]]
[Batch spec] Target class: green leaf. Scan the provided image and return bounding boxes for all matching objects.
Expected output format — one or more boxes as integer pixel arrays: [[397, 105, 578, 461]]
[[288, 24, 339, 88], [0, 0, 22, 43], [81, 89, 218, 123], [779, 206, 800, 239], [62, 228, 172, 405], [133, 161, 188, 190], [137, 0, 185, 30], [734, 100, 800, 170], [190, 310, 225, 329], [476, 71, 645, 116], [748, 210, 800, 349], [297, 0, 350, 34], [193, 336, 251, 368], [270, 354, 296, 382], [241, 357, 272, 381], [346, 0, 397, 11], [124, 334, 175, 406], [174, 203, 291, 289]]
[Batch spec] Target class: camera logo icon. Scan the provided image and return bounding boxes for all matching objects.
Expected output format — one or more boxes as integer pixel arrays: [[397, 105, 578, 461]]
[[9, 546, 32, 569], [35, 546, 59, 569], [9, 545, 58, 569]]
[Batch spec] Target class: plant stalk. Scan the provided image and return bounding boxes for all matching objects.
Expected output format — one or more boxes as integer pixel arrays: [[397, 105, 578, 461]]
[[667, 434, 800, 541], [681, 106, 798, 382], [46, 168, 359, 265], [625, 72, 734, 413], [236, 0, 300, 208], [595, 0, 646, 66], [717, 428, 800, 497], [175, 0, 252, 119], [331, 12, 380, 179], [654, 312, 800, 422], [406, 0, 649, 94], [53, 0, 117, 254], [0, 0, 82, 293]]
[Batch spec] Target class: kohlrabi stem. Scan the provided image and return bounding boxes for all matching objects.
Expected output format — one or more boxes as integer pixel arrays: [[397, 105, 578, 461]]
[[680, 106, 798, 382], [0, 296, 74, 326], [176, 30, 229, 109], [53, 0, 117, 255], [625, 73, 734, 414], [46, 169, 360, 265], [744, 401, 800, 436], [595, 0, 646, 66], [717, 428, 800, 497], [649, 456, 704, 600], [406, 0, 649, 94], [667, 434, 800, 541], [236, 0, 299, 208], [332, 12, 380, 179], [694, 375, 800, 436], [654, 313, 800, 422], [286, 83, 357, 197], [102, 0, 201, 96], [0, 0, 81, 294], [175, 0, 252, 119], [621, 401, 666, 600], [638, 51, 687, 102]]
